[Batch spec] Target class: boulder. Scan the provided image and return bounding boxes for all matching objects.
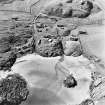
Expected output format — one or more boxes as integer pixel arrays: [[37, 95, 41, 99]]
[[35, 34, 64, 57], [64, 40, 82, 57]]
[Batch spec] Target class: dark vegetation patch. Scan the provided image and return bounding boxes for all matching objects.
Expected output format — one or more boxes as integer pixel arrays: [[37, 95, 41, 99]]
[[0, 73, 29, 105]]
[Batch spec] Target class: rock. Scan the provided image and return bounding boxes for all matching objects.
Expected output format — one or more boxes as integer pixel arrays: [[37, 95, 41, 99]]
[[79, 99, 95, 105], [72, 10, 90, 18], [91, 4, 101, 14], [42, 0, 93, 18], [64, 41, 83, 57], [63, 74, 77, 88], [0, 73, 29, 105], [80, 0, 93, 11], [70, 36, 79, 41], [42, 3, 64, 17], [35, 34, 64, 57], [66, 0, 73, 3], [89, 72, 105, 101], [70, 28, 88, 41], [52, 26, 71, 37], [72, 0, 93, 18]]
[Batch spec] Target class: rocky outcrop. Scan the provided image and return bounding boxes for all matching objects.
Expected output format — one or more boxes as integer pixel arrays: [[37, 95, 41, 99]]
[[34, 32, 64, 57], [32, 0, 104, 58], [79, 99, 95, 105], [34, 14, 89, 57], [89, 72, 105, 101], [64, 40, 83, 57], [33, 0, 102, 58], [42, 0, 93, 18]]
